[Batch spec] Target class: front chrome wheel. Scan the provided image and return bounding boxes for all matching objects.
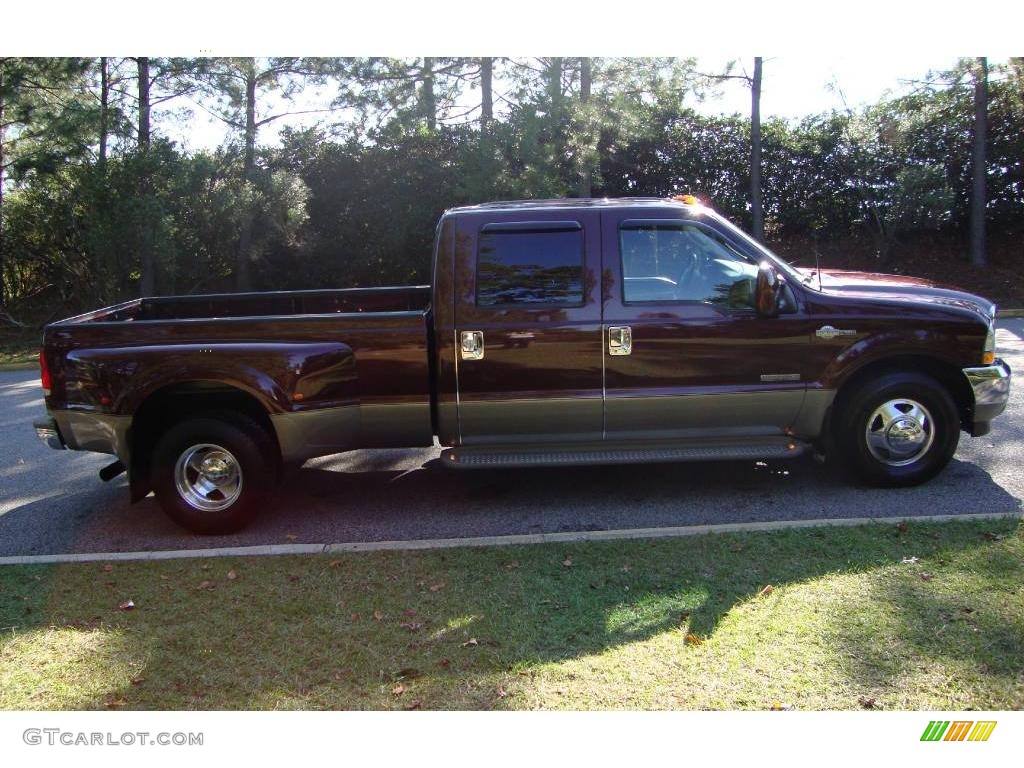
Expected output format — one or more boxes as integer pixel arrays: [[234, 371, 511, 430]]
[[864, 397, 935, 467], [174, 443, 244, 512]]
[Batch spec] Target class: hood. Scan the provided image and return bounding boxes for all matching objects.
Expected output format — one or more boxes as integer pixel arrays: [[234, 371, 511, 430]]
[[799, 268, 996, 322]]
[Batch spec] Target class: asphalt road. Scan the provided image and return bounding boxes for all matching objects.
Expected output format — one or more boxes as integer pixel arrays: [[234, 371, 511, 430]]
[[3, 320, 1023, 557]]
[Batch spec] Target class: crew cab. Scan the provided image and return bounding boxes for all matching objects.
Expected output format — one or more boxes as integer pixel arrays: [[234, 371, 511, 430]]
[[34, 197, 1012, 533]]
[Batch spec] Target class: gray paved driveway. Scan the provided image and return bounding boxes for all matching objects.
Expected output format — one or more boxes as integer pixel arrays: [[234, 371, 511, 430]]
[[2, 320, 1022, 556]]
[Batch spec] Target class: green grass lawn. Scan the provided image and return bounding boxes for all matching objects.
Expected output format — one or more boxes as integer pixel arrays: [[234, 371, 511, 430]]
[[2, 518, 1022, 710], [0, 338, 37, 368]]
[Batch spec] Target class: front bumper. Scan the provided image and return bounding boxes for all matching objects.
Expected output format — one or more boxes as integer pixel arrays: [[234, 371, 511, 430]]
[[963, 359, 1011, 436]]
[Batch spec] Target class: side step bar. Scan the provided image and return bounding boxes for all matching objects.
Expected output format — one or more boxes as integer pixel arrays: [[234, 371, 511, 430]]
[[441, 438, 806, 469]]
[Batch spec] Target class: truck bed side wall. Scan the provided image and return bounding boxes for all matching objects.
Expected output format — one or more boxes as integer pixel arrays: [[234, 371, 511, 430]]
[[43, 310, 434, 465]]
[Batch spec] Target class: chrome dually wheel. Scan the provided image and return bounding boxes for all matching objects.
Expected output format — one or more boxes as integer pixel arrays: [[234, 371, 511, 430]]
[[174, 442, 244, 512], [864, 397, 935, 467], [153, 412, 276, 534]]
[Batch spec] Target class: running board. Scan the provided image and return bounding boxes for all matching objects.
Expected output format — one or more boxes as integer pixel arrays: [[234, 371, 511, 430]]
[[441, 438, 806, 469]]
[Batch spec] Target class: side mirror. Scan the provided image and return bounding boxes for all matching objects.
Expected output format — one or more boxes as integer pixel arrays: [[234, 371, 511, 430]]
[[756, 262, 785, 318]]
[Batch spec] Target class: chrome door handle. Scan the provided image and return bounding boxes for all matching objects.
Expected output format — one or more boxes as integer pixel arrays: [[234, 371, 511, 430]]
[[460, 330, 485, 360], [608, 326, 632, 356]]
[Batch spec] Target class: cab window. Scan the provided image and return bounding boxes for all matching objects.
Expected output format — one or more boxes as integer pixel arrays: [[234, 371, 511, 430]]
[[620, 223, 758, 309], [477, 225, 584, 307]]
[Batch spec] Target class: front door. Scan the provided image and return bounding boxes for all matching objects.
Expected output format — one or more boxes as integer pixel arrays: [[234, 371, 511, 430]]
[[453, 209, 603, 445], [600, 209, 811, 441]]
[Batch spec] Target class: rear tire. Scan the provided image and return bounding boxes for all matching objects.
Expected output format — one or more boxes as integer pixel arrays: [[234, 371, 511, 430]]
[[835, 371, 960, 487], [151, 412, 277, 534]]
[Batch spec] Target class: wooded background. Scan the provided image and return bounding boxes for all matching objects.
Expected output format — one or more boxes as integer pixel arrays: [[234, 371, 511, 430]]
[[1, 56, 1022, 332]]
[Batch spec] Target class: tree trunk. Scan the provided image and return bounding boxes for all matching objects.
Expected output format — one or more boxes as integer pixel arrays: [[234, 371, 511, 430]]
[[750, 57, 764, 242], [137, 57, 155, 297], [577, 57, 592, 198], [99, 57, 108, 167], [547, 57, 563, 118], [421, 57, 436, 132], [235, 62, 257, 292], [480, 57, 492, 131], [137, 56, 150, 150], [970, 56, 987, 267]]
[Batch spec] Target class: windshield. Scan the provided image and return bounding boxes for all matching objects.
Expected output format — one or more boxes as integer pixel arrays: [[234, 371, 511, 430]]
[[702, 209, 818, 290]]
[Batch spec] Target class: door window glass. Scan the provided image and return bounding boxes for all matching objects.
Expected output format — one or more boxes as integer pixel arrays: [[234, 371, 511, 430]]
[[477, 227, 584, 306], [620, 223, 758, 308]]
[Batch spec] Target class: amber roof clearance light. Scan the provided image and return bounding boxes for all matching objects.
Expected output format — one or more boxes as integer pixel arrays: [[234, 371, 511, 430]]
[[671, 194, 702, 206]]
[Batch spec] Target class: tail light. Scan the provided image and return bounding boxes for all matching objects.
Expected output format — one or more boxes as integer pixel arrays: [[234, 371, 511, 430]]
[[39, 350, 52, 396]]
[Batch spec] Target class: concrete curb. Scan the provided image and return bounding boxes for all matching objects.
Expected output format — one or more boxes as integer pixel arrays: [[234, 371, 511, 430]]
[[0, 511, 1018, 566]]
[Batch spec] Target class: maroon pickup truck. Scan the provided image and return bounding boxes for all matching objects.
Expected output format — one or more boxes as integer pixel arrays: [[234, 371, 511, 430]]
[[34, 197, 1011, 533]]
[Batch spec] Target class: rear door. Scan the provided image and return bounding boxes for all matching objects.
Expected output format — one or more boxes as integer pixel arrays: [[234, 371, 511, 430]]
[[600, 208, 811, 440], [453, 209, 603, 445]]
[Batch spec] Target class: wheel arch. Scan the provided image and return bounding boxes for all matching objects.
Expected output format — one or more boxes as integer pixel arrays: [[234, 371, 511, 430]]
[[827, 354, 972, 440]]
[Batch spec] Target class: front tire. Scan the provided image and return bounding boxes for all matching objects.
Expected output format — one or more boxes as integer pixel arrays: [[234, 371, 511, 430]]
[[835, 371, 960, 487], [151, 412, 276, 534]]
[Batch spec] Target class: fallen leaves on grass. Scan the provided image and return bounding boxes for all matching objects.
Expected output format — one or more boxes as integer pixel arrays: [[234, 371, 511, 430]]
[[328, 560, 343, 568], [771, 702, 796, 711], [197, 580, 216, 591], [400, 622, 423, 632], [101, 564, 114, 573], [226, 570, 238, 581], [428, 582, 446, 592], [758, 585, 774, 598], [373, 610, 384, 621], [461, 638, 479, 647], [919, 572, 934, 582], [901, 556, 920, 564], [896, 522, 909, 533], [118, 600, 135, 611], [130, 677, 146, 686], [391, 683, 405, 696], [858, 696, 879, 709], [685, 633, 703, 646], [105, 697, 128, 708], [403, 700, 422, 710], [983, 532, 1005, 542], [504, 561, 520, 570], [562, 557, 573, 567]]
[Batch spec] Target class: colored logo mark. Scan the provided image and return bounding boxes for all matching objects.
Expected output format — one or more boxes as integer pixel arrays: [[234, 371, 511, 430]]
[[921, 721, 996, 742]]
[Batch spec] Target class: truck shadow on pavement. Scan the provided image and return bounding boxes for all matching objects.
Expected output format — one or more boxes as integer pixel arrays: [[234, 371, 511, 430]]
[[271, 453, 1021, 539], [1, 452, 1020, 557]]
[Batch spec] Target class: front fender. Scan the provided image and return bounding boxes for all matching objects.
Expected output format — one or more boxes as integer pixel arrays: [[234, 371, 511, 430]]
[[817, 327, 976, 390]]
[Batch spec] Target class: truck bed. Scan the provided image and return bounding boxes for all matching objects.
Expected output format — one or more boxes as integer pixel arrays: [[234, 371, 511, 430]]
[[42, 285, 437, 470], [54, 285, 431, 324]]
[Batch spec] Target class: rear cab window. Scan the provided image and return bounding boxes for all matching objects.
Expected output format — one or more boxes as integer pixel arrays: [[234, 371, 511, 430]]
[[477, 223, 584, 307]]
